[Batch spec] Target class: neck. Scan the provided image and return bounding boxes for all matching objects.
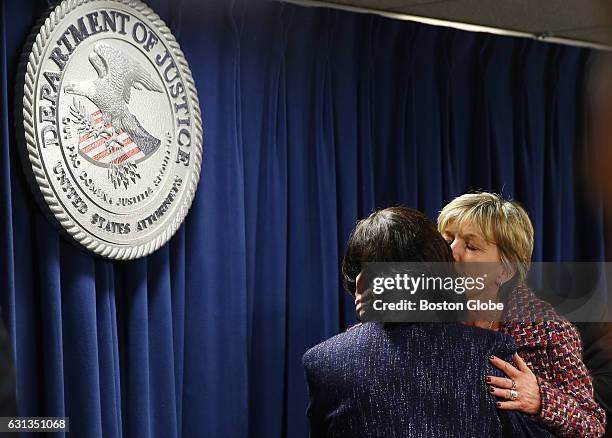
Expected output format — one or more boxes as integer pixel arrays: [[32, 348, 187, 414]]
[[465, 284, 503, 324]]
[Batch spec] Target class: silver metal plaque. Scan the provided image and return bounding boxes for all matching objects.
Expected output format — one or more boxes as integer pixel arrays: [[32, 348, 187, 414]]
[[17, 0, 203, 259]]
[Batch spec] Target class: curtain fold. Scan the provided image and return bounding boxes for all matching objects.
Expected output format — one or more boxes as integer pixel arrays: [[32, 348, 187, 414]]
[[0, 0, 604, 437]]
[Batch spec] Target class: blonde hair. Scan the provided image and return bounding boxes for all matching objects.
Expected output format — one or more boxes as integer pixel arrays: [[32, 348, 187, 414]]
[[437, 192, 534, 282]]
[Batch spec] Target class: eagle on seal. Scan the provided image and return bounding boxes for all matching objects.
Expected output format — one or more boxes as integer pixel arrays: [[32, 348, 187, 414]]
[[64, 42, 163, 156]]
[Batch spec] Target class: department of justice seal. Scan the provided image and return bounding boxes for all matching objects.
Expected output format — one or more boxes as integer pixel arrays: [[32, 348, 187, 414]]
[[16, 0, 202, 259]]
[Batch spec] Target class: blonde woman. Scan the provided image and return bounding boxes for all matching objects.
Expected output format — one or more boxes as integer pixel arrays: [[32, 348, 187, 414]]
[[438, 192, 605, 437]]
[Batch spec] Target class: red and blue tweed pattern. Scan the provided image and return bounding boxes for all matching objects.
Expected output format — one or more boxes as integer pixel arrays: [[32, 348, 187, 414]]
[[501, 287, 606, 438]]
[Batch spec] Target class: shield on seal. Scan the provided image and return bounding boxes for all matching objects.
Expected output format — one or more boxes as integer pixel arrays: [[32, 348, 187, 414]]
[[76, 109, 146, 166]]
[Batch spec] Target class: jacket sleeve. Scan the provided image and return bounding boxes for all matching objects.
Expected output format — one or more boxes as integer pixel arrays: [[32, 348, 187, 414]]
[[534, 322, 606, 437], [303, 351, 329, 438], [576, 322, 612, 419]]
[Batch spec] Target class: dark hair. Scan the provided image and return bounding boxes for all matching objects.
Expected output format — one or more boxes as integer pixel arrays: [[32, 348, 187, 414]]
[[341, 206, 454, 295]]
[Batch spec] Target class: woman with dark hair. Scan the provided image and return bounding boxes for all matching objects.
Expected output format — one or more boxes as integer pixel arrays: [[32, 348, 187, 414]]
[[342, 206, 456, 288], [343, 206, 461, 323]]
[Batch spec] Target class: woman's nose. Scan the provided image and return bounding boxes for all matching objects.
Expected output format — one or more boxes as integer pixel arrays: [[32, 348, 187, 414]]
[[450, 241, 463, 262]]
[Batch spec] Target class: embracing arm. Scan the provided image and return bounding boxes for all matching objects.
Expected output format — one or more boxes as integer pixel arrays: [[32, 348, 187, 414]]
[[534, 322, 606, 438]]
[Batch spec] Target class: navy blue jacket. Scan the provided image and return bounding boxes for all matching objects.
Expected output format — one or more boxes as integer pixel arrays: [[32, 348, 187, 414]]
[[303, 322, 554, 438]]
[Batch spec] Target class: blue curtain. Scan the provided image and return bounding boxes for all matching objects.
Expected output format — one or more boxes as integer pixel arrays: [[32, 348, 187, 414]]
[[0, 0, 605, 437]]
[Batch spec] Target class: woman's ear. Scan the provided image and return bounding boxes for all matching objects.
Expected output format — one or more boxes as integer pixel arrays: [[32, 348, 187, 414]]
[[356, 272, 365, 296], [496, 263, 516, 286]]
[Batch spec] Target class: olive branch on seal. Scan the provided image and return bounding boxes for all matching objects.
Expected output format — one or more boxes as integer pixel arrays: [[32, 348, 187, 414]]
[[69, 99, 97, 136], [69, 98, 141, 189]]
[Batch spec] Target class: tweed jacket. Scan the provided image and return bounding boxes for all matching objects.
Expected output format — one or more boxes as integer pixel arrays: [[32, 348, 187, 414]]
[[303, 322, 556, 438], [500, 287, 607, 437]]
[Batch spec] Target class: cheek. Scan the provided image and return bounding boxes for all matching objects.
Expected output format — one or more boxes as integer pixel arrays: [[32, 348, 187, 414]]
[[462, 252, 483, 262], [470, 249, 500, 263], [458, 253, 499, 282]]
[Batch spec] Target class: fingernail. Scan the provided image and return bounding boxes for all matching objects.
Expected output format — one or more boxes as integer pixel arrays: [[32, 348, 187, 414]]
[[485, 376, 491, 383], [489, 355, 495, 360], [496, 402, 501, 408], [489, 386, 495, 393]]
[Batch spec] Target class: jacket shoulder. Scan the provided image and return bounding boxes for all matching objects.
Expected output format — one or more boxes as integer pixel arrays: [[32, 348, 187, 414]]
[[302, 323, 377, 371], [303, 330, 352, 369], [503, 287, 580, 348], [454, 324, 517, 358]]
